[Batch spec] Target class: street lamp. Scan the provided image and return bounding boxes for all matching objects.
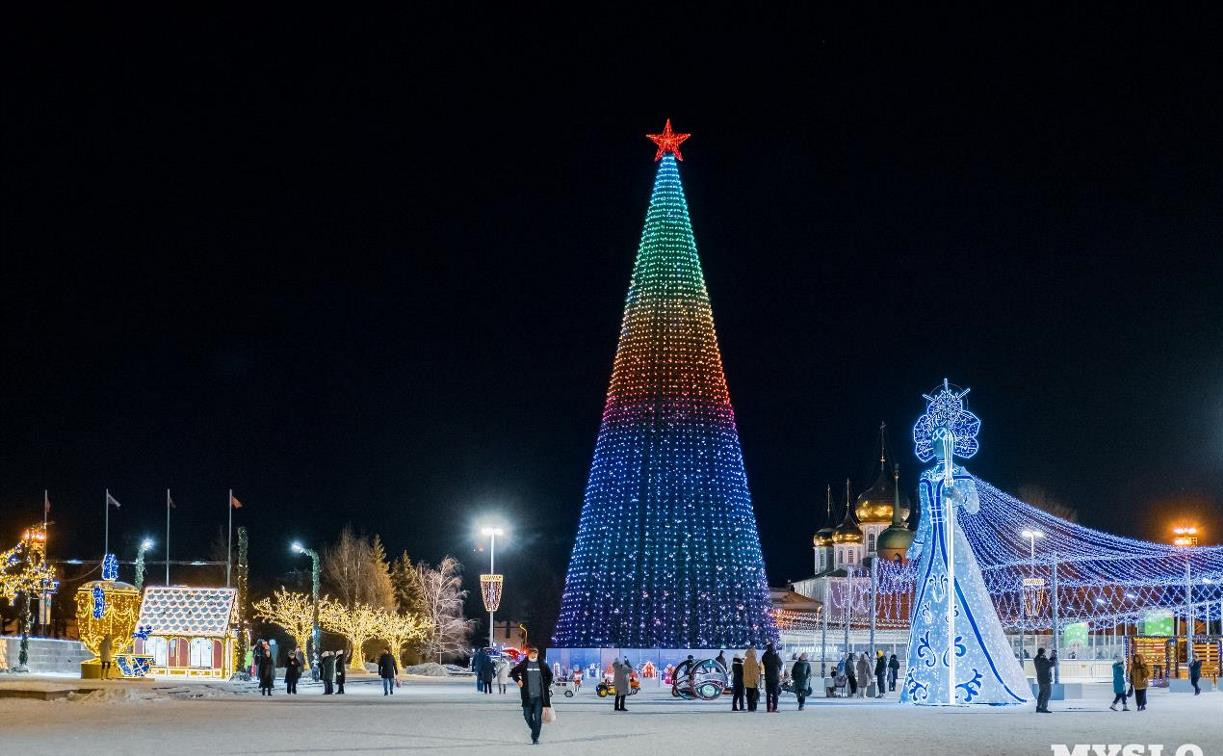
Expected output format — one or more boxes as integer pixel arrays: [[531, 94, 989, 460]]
[[1172, 526, 1198, 665], [479, 526, 505, 649], [1019, 529, 1044, 662], [291, 541, 321, 679], [135, 538, 155, 592]]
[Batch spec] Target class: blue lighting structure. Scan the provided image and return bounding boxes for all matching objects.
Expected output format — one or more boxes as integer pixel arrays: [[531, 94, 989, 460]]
[[552, 123, 776, 649], [102, 553, 119, 581], [901, 380, 1030, 706], [91, 584, 107, 619]]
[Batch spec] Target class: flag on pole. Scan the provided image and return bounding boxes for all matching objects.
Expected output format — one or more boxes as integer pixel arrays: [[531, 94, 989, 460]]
[[106, 492, 122, 509], [230, 494, 243, 509], [168, 493, 175, 509], [44, 492, 51, 516]]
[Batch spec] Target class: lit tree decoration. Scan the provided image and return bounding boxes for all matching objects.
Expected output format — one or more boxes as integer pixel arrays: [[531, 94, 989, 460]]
[[901, 379, 1029, 705], [0, 526, 59, 669], [417, 556, 475, 662], [375, 608, 432, 664], [253, 587, 320, 669], [318, 600, 384, 667], [553, 121, 776, 649]]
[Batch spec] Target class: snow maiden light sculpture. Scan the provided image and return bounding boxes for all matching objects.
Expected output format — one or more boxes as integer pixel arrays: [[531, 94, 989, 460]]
[[902, 380, 1029, 705]]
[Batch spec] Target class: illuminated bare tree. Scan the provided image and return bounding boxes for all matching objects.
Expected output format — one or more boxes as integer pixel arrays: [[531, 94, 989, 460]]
[[417, 555, 475, 662]]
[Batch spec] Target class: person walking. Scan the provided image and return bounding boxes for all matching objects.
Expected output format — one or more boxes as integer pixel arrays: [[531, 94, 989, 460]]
[[791, 653, 812, 711], [377, 647, 398, 695], [1189, 658, 1202, 695], [496, 657, 510, 694], [731, 655, 745, 711], [285, 647, 302, 694], [887, 653, 900, 692], [612, 657, 632, 711], [1109, 658, 1129, 711], [258, 640, 276, 696], [874, 651, 887, 698], [481, 653, 495, 694], [99, 634, 114, 679], [761, 643, 782, 712], [510, 647, 553, 745], [320, 650, 335, 695], [743, 647, 761, 711], [1130, 653, 1150, 711], [855, 652, 871, 698], [1033, 647, 1057, 713]]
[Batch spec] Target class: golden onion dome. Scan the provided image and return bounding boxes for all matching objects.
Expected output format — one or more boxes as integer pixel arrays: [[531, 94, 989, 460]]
[[831, 509, 862, 544], [876, 523, 915, 562], [813, 526, 834, 548], [855, 465, 911, 524]]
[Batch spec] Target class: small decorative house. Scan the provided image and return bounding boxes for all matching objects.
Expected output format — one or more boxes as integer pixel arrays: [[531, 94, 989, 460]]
[[134, 586, 238, 678]]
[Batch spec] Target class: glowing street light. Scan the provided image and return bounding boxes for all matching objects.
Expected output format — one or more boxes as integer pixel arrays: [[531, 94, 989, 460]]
[[479, 526, 506, 649], [1018, 529, 1044, 660], [291, 541, 321, 678]]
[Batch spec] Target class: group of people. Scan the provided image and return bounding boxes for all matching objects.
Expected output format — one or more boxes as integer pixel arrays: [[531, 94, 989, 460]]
[[472, 647, 511, 694], [829, 651, 898, 698], [249, 641, 392, 696]]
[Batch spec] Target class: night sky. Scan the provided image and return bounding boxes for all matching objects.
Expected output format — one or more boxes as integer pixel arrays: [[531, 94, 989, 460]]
[[4, 9, 1222, 628]]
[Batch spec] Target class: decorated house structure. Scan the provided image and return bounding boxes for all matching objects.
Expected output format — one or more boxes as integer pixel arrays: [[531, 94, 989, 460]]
[[134, 586, 238, 678]]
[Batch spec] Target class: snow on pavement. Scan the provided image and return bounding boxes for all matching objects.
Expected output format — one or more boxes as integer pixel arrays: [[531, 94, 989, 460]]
[[2, 676, 1218, 755]]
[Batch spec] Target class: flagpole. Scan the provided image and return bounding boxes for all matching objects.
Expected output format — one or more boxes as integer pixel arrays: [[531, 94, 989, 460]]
[[43, 489, 48, 534], [104, 488, 110, 557], [166, 489, 172, 586], [227, 489, 233, 587]]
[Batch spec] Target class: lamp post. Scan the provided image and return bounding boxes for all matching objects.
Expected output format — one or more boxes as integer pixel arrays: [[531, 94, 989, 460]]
[[135, 539, 154, 592], [1020, 529, 1044, 663], [291, 541, 321, 679], [480, 526, 505, 649], [1173, 526, 1198, 665]]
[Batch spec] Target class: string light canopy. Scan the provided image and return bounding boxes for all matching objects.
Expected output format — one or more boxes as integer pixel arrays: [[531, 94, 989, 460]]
[[553, 122, 776, 649]]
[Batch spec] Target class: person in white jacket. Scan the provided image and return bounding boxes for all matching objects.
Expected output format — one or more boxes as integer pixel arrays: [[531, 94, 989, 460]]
[[496, 657, 510, 694]]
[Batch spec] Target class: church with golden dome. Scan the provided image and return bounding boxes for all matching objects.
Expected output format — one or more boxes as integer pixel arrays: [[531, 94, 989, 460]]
[[812, 425, 914, 574]]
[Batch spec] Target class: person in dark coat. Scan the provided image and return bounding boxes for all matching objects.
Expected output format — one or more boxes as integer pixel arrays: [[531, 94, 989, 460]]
[[377, 647, 398, 695], [510, 647, 552, 745], [320, 650, 335, 695], [1188, 658, 1202, 695], [284, 647, 302, 694], [1033, 647, 1057, 713], [257, 640, 276, 695], [1130, 653, 1150, 711], [844, 653, 858, 696], [481, 652, 495, 695], [473, 648, 489, 693], [335, 649, 346, 694], [874, 651, 887, 698], [887, 653, 900, 691], [791, 653, 812, 711], [731, 655, 745, 711], [715, 650, 727, 671], [761, 643, 782, 712]]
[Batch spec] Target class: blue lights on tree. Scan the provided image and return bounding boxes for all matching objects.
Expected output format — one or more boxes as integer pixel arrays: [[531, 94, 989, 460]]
[[902, 380, 1030, 705], [552, 127, 776, 649]]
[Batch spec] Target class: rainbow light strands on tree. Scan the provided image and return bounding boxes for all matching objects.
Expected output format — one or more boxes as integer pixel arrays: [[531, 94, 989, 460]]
[[553, 122, 776, 649], [902, 380, 1030, 705]]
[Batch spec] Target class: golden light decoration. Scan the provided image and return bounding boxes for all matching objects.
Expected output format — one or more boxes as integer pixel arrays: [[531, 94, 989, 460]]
[[480, 574, 503, 612], [74, 579, 142, 661], [0, 525, 58, 602]]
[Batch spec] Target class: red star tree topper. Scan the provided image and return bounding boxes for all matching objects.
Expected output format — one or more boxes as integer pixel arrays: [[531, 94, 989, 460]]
[[646, 118, 691, 161]]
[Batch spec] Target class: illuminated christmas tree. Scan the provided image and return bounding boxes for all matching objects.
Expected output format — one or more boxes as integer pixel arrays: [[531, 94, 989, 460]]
[[553, 121, 777, 649]]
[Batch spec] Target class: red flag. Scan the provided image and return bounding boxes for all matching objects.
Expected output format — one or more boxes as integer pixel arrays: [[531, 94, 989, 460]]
[[230, 495, 243, 509]]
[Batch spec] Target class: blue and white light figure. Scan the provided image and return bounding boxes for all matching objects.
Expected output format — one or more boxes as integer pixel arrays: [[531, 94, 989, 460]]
[[102, 553, 119, 581], [902, 380, 1029, 706]]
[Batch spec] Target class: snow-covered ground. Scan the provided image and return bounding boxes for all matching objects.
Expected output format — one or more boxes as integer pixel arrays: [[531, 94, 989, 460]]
[[1, 675, 1218, 755]]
